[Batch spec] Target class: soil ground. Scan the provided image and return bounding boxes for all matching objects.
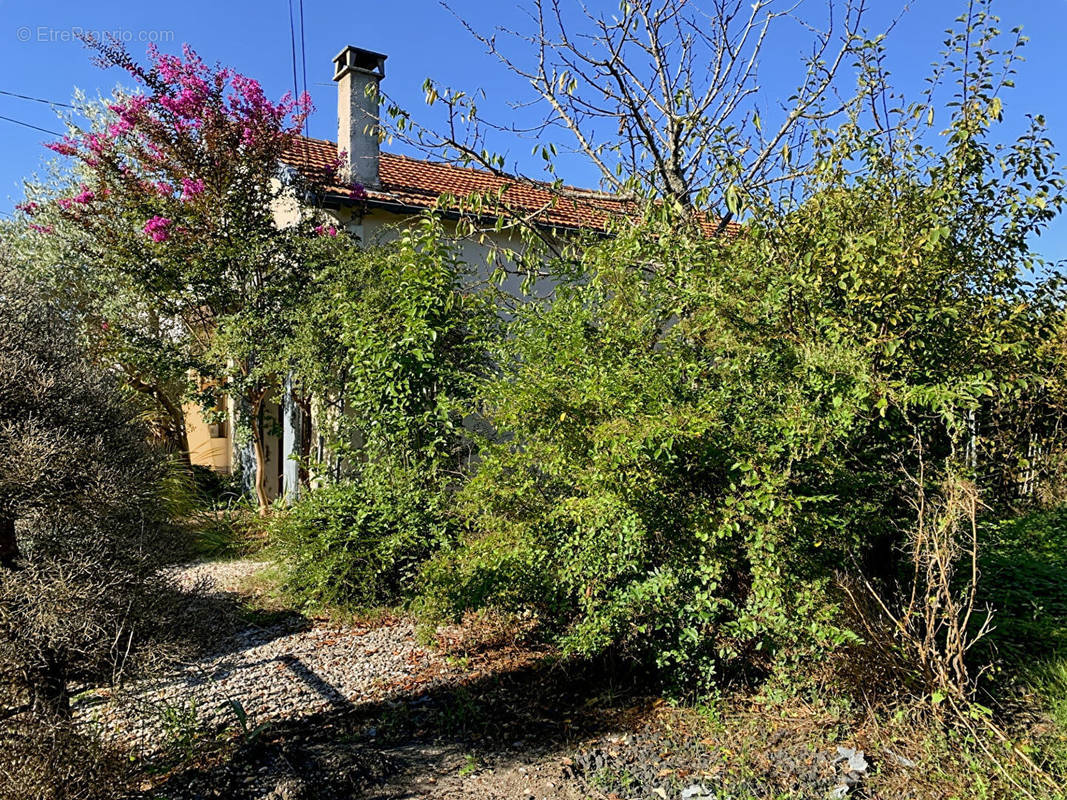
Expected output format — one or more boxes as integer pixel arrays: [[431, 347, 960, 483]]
[[77, 560, 904, 800]]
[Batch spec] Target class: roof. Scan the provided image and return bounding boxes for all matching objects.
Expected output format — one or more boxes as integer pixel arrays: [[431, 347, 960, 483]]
[[282, 135, 741, 237]]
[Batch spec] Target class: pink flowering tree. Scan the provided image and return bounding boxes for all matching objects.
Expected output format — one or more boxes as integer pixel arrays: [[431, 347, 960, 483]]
[[24, 39, 343, 513]]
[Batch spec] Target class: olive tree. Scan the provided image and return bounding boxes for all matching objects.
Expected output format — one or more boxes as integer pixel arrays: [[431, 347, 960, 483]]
[[0, 260, 174, 719]]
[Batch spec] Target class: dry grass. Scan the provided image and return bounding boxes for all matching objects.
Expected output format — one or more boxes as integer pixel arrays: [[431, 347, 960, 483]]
[[655, 693, 1067, 800], [0, 715, 132, 800], [434, 609, 540, 658]]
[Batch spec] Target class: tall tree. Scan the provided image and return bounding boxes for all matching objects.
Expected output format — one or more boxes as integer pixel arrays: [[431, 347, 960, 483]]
[[385, 0, 883, 230], [18, 40, 344, 512], [4, 206, 195, 463]]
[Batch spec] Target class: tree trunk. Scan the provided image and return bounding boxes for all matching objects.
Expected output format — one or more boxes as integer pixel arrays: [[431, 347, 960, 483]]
[[297, 395, 312, 490], [31, 651, 71, 720], [156, 396, 192, 468], [250, 396, 270, 516], [173, 423, 193, 468], [128, 375, 192, 466], [0, 512, 18, 570]]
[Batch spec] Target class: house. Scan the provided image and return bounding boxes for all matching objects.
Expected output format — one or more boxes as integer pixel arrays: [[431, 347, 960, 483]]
[[184, 45, 739, 499]]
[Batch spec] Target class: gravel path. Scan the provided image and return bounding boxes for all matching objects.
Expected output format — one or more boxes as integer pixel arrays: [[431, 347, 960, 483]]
[[79, 560, 451, 754], [165, 558, 273, 595], [73, 560, 867, 799]]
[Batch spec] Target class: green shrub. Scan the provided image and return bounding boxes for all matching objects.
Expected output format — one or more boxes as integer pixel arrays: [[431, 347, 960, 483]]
[[416, 526, 563, 623], [273, 218, 496, 610], [423, 221, 871, 691], [978, 506, 1067, 664], [270, 468, 454, 610], [188, 503, 264, 560], [188, 464, 244, 510], [420, 69, 1067, 692]]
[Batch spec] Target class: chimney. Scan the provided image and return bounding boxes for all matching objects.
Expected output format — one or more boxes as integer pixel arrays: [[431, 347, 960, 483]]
[[333, 45, 386, 189]]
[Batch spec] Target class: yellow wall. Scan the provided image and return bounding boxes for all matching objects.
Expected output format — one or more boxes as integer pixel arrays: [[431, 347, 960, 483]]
[[183, 200, 541, 498], [185, 401, 232, 472]]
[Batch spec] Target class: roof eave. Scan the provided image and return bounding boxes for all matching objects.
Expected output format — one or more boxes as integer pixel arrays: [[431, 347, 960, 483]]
[[321, 191, 613, 238]]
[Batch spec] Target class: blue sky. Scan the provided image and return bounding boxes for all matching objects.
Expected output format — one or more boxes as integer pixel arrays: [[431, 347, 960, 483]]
[[1, 0, 1065, 262]]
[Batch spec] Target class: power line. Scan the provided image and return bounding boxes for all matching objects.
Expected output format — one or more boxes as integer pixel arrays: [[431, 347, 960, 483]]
[[287, 0, 300, 110], [287, 0, 310, 163], [0, 89, 74, 109], [0, 114, 63, 137], [299, 0, 309, 138]]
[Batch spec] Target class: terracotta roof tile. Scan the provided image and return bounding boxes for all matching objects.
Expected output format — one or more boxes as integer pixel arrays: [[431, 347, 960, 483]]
[[282, 135, 741, 238]]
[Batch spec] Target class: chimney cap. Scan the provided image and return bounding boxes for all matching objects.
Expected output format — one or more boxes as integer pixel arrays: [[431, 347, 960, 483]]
[[333, 46, 387, 82]]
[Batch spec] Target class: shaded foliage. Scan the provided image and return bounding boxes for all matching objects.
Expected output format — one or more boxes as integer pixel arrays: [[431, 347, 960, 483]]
[[0, 715, 130, 800], [0, 263, 174, 718]]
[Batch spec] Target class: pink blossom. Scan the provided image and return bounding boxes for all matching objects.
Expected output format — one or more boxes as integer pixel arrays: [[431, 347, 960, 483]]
[[45, 138, 78, 156], [324, 151, 346, 179], [28, 223, 54, 235], [72, 186, 95, 205], [313, 224, 338, 237], [110, 95, 149, 127], [108, 119, 133, 138], [149, 43, 217, 96], [143, 215, 172, 242], [56, 197, 74, 211], [180, 177, 205, 200], [229, 75, 271, 120], [348, 183, 367, 202], [15, 201, 38, 215], [160, 86, 206, 119], [227, 75, 310, 140], [84, 133, 108, 154], [288, 92, 314, 130], [152, 181, 173, 197]]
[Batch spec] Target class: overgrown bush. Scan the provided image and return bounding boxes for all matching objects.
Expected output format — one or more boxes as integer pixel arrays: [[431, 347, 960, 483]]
[[270, 468, 454, 609], [419, 14, 1067, 694], [417, 525, 564, 628], [272, 219, 496, 608], [977, 504, 1067, 664], [189, 464, 244, 509], [426, 222, 869, 690], [0, 715, 130, 800], [0, 264, 179, 719], [0, 259, 194, 800]]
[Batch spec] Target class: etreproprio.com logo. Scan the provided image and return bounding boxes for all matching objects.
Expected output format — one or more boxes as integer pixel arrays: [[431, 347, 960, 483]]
[[16, 26, 175, 44]]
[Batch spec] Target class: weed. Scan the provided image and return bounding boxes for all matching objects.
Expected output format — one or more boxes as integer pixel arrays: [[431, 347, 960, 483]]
[[376, 701, 414, 741], [224, 698, 270, 745], [152, 695, 204, 761], [438, 686, 482, 735], [189, 500, 264, 559], [458, 752, 481, 777], [589, 766, 637, 795]]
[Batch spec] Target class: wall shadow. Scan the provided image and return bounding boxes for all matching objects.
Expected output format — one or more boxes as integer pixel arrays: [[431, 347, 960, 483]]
[[144, 648, 657, 799]]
